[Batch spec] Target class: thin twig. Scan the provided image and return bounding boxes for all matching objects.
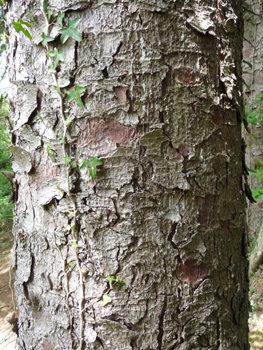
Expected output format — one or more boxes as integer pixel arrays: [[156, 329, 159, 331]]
[[52, 231, 74, 348]]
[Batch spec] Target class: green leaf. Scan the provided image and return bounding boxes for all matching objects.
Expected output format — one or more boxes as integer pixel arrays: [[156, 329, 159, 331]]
[[118, 281, 126, 290], [58, 137, 66, 144], [243, 59, 252, 69], [102, 295, 111, 307], [72, 240, 78, 249], [66, 84, 85, 110], [71, 161, 77, 168], [248, 167, 257, 174], [28, 11, 35, 22], [43, 0, 48, 11], [50, 48, 65, 70], [47, 8, 53, 22], [68, 262, 74, 269], [46, 145, 54, 161], [106, 275, 115, 288], [65, 116, 72, 126], [57, 11, 65, 26], [48, 65, 56, 74], [80, 159, 90, 170], [13, 20, 32, 40], [58, 17, 82, 44], [41, 32, 55, 47], [56, 86, 61, 94], [89, 157, 103, 180], [64, 157, 71, 167], [80, 157, 103, 179], [57, 185, 65, 194]]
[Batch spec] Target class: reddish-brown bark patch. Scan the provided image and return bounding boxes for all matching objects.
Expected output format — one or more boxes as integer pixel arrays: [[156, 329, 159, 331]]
[[172, 150, 183, 161], [178, 144, 189, 157], [113, 86, 128, 103], [30, 160, 60, 189], [177, 259, 208, 284], [195, 196, 213, 228], [210, 106, 224, 126], [220, 220, 230, 231], [78, 119, 135, 152], [172, 145, 189, 161], [41, 339, 54, 350], [211, 114, 223, 126], [175, 69, 198, 86]]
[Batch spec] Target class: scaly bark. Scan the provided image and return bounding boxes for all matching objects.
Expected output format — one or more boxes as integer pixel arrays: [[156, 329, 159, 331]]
[[6, 0, 248, 349]]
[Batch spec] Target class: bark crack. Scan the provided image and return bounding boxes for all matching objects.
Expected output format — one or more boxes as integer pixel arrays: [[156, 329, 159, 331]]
[[157, 296, 167, 350]]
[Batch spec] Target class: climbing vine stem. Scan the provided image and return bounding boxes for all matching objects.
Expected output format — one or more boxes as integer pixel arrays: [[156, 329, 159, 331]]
[[12, 3, 125, 349], [40, 2, 84, 348]]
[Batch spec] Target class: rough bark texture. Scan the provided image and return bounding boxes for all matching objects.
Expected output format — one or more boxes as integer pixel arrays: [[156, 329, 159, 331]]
[[243, 0, 263, 237], [6, 0, 248, 349]]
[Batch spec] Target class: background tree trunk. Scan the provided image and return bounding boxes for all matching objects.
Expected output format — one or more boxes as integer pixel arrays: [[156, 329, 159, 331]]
[[243, 0, 263, 238], [243, 1, 263, 274], [6, 0, 249, 349]]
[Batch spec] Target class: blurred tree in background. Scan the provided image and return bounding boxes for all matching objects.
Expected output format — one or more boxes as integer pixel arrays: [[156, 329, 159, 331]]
[[0, 95, 13, 230]]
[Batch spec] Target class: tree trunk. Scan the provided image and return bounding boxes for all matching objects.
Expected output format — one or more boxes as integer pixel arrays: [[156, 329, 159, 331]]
[[243, 0, 263, 238], [6, 1, 248, 349]]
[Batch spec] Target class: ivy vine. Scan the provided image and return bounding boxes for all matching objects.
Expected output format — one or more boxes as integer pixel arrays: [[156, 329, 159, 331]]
[[12, 2, 125, 349]]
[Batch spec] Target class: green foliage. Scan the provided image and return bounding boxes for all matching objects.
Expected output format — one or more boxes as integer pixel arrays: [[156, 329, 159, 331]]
[[103, 275, 126, 306], [64, 157, 71, 167], [249, 286, 256, 297], [0, 100, 12, 195], [0, 3, 7, 58], [12, 19, 32, 40], [65, 116, 72, 126], [102, 295, 111, 307], [0, 196, 13, 220], [46, 145, 54, 161], [248, 163, 263, 201], [48, 48, 65, 73], [41, 32, 54, 47], [72, 239, 78, 249], [106, 275, 115, 288], [58, 137, 66, 144], [57, 12, 65, 26], [80, 157, 103, 180], [43, 0, 53, 22], [106, 275, 126, 290], [58, 18, 82, 44], [249, 299, 261, 315], [66, 84, 85, 110], [246, 94, 263, 201], [248, 232, 259, 258], [0, 96, 14, 233], [28, 11, 35, 22], [245, 93, 263, 127]]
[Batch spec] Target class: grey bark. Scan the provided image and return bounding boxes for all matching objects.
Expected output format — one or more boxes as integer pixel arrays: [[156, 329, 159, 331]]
[[243, 1, 263, 275], [6, 1, 248, 349], [243, 1, 263, 237], [249, 224, 263, 275]]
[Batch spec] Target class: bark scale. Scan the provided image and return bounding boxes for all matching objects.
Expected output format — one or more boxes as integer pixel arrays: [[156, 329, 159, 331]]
[[6, 0, 248, 349]]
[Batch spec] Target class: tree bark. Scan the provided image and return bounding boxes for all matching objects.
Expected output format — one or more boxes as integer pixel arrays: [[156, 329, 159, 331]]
[[243, 0, 263, 238], [6, 0, 248, 349]]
